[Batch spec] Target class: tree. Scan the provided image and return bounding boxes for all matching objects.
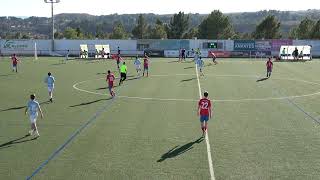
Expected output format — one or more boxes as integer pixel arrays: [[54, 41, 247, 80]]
[[109, 21, 128, 39], [183, 28, 199, 39], [132, 14, 148, 39], [253, 15, 281, 39], [167, 11, 189, 39], [310, 20, 320, 39], [54, 32, 64, 39], [76, 27, 84, 39], [297, 18, 314, 39], [148, 19, 167, 39], [63, 27, 78, 39], [21, 34, 31, 39], [198, 10, 235, 39]]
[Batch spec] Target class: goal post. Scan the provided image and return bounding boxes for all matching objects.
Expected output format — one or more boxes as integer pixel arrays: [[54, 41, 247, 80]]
[[34, 42, 38, 60]]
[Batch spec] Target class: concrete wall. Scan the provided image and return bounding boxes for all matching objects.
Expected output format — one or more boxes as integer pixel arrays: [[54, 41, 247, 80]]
[[1, 39, 320, 57]]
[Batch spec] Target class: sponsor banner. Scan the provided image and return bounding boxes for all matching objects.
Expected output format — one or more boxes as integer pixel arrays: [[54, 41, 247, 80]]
[[164, 50, 179, 57], [271, 39, 292, 51], [1, 40, 32, 50], [139, 40, 189, 50], [252, 51, 272, 56], [230, 51, 252, 57], [230, 51, 271, 57], [234, 40, 255, 51], [208, 50, 231, 58], [255, 40, 271, 51]]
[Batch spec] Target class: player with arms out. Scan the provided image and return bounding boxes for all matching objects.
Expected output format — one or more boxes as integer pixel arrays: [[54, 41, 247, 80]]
[[25, 94, 43, 137], [106, 70, 116, 97], [143, 54, 149, 77], [198, 91, 212, 137], [210, 51, 218, 65], [134, 56, 142, 76], [44, 72, 55, 102], [11, 54, 19, 73], [266, 58, 273, 78]]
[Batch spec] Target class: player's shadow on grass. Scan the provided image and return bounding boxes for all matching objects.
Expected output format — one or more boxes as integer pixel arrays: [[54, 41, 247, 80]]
[[0, 134, 38, 150], [256, 77, 269, 82], [157, 137, 204, 162], [181, 77, 196, 82], [0, 101, 50, 112], [168, 60, 180, 63], [126, 77, 141, 82], [97, 72, 107, 75], [51, 62, 65, 66], [69, 98, 113, 107], [184, 66, 194, 69], [181, 61, 194, 63], [0, 74, 14, 77]]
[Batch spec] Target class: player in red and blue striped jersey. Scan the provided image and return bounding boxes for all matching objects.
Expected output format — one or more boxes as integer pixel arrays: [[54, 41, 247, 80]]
[[197, 91, 212, 137]]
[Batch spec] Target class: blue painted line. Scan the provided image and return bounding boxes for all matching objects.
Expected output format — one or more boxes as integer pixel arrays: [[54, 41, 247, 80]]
[[285, 98, 320, 124], [26, 96, 117, 180], [269, 79, 320, 124]]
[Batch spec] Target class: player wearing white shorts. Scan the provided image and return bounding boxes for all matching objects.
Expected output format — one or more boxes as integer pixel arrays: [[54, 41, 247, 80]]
[[25, 94, 43, 137], [197, 56, 204, 76], [45, 72, 55, 102], [134, 56, 141, 76]]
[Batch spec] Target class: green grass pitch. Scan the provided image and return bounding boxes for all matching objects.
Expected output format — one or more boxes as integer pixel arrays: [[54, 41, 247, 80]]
[[1, 57, 320, 179]]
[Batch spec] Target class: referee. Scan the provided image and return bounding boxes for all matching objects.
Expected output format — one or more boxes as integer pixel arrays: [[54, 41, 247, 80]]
[[119, 62, 127, 86]]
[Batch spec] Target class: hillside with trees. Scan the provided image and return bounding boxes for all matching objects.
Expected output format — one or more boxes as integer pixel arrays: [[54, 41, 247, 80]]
[[0, 9, 320, 39]]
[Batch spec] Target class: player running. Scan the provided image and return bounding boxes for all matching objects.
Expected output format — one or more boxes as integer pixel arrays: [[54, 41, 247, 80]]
[[181, 48, 186, 61], [64, 50, 70, 63], [143, 54, 149, 77], [198, 91, 212, 137], [119, 62, 127, 85], [11, 54, 19, 73], [44, 72, 55, 102], [117, 46, 121, 56], [196, 56, 204, 76], [25, 94, 44, 137], [106, 70, 116, 97], [266, 58, 273, 78], [210, 52, 218, 65], [134, 56, 141, 76], [116, 54, 122, 70]]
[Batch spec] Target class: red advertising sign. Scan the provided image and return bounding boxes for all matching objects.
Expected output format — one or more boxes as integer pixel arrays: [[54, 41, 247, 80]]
[[208, 51, 231, 58]]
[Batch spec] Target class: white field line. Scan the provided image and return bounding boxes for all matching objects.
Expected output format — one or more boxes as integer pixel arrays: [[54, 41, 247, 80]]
[[195, 65, 216, 180], [72, 74, 320, 103]]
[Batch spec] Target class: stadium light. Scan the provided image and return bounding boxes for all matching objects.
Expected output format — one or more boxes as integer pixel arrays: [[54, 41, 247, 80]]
[[44, 0, 60, 52]]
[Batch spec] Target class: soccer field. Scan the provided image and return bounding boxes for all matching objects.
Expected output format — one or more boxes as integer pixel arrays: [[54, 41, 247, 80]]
[[1, 57, 320, 180]]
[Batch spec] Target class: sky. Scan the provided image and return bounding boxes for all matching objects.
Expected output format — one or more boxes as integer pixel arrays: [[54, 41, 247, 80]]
[[0, 0, 320, 17]]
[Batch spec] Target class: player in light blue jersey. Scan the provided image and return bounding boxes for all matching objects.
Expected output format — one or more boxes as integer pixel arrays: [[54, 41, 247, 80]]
[[45, 72, 55, 102], [25, 94, 43, 137], [133, 56, 141, 76], [197, 56, 204, 76]]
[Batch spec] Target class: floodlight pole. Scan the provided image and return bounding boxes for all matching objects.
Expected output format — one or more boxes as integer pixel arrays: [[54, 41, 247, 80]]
[[51, 1, 54, 52], [45, 0, 60, 52]]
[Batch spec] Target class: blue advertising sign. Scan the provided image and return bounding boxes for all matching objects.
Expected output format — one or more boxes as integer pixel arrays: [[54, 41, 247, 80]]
[[234, 40, 256, 51]]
